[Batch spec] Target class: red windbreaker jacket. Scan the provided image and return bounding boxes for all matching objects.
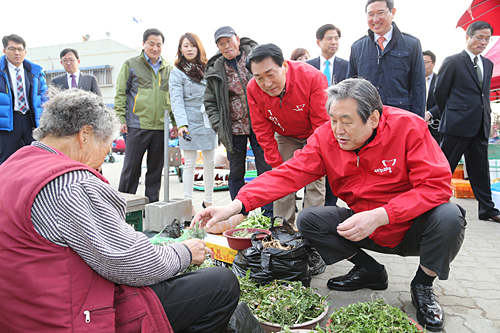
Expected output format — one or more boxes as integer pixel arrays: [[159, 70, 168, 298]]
[[236, 106, 452, 247], [247, 61, 329, 168]]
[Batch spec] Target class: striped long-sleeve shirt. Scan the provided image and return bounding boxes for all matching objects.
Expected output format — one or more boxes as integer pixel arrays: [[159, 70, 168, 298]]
[[30, 142, 191, 287]]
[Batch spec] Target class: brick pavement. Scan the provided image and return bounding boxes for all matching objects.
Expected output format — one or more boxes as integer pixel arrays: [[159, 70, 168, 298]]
[[102, 156, 500, 332]]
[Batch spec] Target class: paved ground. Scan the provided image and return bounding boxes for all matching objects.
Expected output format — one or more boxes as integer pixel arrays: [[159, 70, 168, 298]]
[[102, 154, 500, 333]]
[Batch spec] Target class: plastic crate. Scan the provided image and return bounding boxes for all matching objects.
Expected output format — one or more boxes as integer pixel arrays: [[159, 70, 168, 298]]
[[126, 210, 143, 231], [451, 179, 475, 199], [452, 168, 464, 179]]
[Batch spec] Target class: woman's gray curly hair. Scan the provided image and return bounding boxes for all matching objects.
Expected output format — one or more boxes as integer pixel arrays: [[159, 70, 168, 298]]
[[33, 87, 120, 143]]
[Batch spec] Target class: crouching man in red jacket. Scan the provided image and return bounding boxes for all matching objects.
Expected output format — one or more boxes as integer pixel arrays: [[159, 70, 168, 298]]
[[194, 78, 466, 332]]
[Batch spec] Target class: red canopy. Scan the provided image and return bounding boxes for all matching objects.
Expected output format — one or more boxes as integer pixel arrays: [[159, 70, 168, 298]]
[[456, 0, 500, 34], [486, 40, 500, 101]]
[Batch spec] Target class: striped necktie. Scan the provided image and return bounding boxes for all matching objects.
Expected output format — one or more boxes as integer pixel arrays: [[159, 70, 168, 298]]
[[15, 68, 27, 114]]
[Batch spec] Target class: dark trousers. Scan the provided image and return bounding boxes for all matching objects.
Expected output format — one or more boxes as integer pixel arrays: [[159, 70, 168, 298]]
[[149, 267, 240, 333], [0, 112, 34, 164], [440, 131, 499, 219], [118, 128, 164, 203], [296, 203, 466, 280], [227, 131, 273, 216], [324, 176, 338, 206]]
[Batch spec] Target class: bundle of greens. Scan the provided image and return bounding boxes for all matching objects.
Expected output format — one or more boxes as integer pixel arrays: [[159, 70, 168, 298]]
[[327, 298, 423, 332], [237, 212, 274, 229], [238, 273, 328, 328], [189, 221, 207, 240], [180, 254, 214, 274]]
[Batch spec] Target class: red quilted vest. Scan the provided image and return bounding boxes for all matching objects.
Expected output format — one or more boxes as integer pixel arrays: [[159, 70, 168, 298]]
[[0, 145, 173, 332]]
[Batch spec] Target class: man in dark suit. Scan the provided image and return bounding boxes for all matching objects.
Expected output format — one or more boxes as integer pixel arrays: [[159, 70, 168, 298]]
[[306, 24, 348, 207], [434, 21, 500, 223], [51, 48, 101, 96], [423, 50, 440, 143], [306, 24, 349, 86]]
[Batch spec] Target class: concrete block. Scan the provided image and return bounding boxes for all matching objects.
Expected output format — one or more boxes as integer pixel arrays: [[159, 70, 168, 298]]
[[145, 199, 192, 232]]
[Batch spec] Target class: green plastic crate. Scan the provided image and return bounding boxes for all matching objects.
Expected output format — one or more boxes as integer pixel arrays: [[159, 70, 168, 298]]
[[126, 210, 143, 231]]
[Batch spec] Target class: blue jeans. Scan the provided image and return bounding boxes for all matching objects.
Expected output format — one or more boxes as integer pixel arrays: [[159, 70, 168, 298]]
[[227, 131, 273, 216]]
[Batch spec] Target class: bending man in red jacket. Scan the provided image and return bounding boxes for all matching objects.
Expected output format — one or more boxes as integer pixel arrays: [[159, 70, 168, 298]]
[[194, 78, 466, 332], [246, 43, 330, 223]]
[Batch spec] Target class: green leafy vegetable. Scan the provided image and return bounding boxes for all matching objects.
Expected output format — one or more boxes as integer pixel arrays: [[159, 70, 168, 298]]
[[327, 298, 424, 332], [231, 229, 256, 238], [238, 272, 328, 328], [238, 212, 277, 229], [189, 221, 207, 240], [180, 254, 214, 274]]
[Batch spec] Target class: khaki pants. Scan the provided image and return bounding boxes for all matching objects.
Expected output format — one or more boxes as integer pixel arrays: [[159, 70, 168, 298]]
[[273, 133, 325, 223]]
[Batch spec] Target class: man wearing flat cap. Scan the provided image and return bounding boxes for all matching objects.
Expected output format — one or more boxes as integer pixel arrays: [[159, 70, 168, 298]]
[[204, 26, 274, 220]]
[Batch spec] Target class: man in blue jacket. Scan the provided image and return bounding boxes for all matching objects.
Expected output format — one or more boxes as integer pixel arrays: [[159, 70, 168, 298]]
[[0, 34, 48, 164], [347, 0, 425, 118]]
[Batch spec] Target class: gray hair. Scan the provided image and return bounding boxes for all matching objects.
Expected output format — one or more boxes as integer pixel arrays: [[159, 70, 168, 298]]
[[325, 78, 383, 124], [33, 87, 120, 143]]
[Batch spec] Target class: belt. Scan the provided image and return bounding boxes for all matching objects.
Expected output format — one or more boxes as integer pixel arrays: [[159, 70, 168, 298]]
[[13, 111, 28, 115]]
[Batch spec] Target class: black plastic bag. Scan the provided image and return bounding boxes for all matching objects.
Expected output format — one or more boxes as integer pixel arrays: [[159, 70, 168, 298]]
[[308, 248, 326, 275], [232, 217, 313, 286], [226, 302, 265, 333]]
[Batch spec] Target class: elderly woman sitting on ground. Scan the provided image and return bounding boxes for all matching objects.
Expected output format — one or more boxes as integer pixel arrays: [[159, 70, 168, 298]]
[[0, 88, 239, 333]]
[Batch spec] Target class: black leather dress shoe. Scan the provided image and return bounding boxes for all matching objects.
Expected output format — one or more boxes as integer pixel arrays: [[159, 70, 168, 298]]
[[327, 265, 388, 291], [489, 215, 500, 223], [411, 284, 444, 331]]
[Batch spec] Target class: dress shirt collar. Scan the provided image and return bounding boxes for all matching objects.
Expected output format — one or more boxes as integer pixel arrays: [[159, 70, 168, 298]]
[[320, 54, 336, 66], [426, 72, 434, 81], [374, 25, 394, 45], [464, 48, 482, 64], [144, 52, 162, 67], [67, 70, 80, 80], [7, 59, 24, 75]]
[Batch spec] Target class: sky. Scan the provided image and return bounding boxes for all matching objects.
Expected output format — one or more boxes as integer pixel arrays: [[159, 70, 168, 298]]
[[3, 0, 496, 70], [2, 0, 498, 111]]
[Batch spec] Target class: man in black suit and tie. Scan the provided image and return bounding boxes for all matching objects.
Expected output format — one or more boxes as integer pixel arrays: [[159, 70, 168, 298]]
[[306, 24, 348, 207], [434, 21, 500, 223], [423, 50, 440, 143], [51, 48, 101, 96], [306, 24, 349, 86]]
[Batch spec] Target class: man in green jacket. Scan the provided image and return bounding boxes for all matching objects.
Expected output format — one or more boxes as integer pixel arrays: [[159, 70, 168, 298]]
[[115, 28, 173, 203]]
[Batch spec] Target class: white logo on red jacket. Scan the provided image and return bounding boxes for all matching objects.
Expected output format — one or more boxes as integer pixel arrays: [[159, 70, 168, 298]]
[[374, 159, 396, 174], [293, 104, 305, 112], [267, 109, 285, 132]]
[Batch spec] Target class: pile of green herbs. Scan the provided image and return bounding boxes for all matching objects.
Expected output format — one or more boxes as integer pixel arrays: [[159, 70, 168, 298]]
[[180, 254, 214, 274], [154, 222, 212, 274], [327, 298, 423, 332], [238, 273, 328, 327], [280, 325, 326, 333], [238, 212, 275, 229]]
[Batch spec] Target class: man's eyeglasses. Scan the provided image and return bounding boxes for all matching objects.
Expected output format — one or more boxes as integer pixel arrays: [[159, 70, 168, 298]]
[[471, 36, 492, 43], [61, 59, 77, 63], [6, 47, 25, 52], [367, 10, 390, 19]]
